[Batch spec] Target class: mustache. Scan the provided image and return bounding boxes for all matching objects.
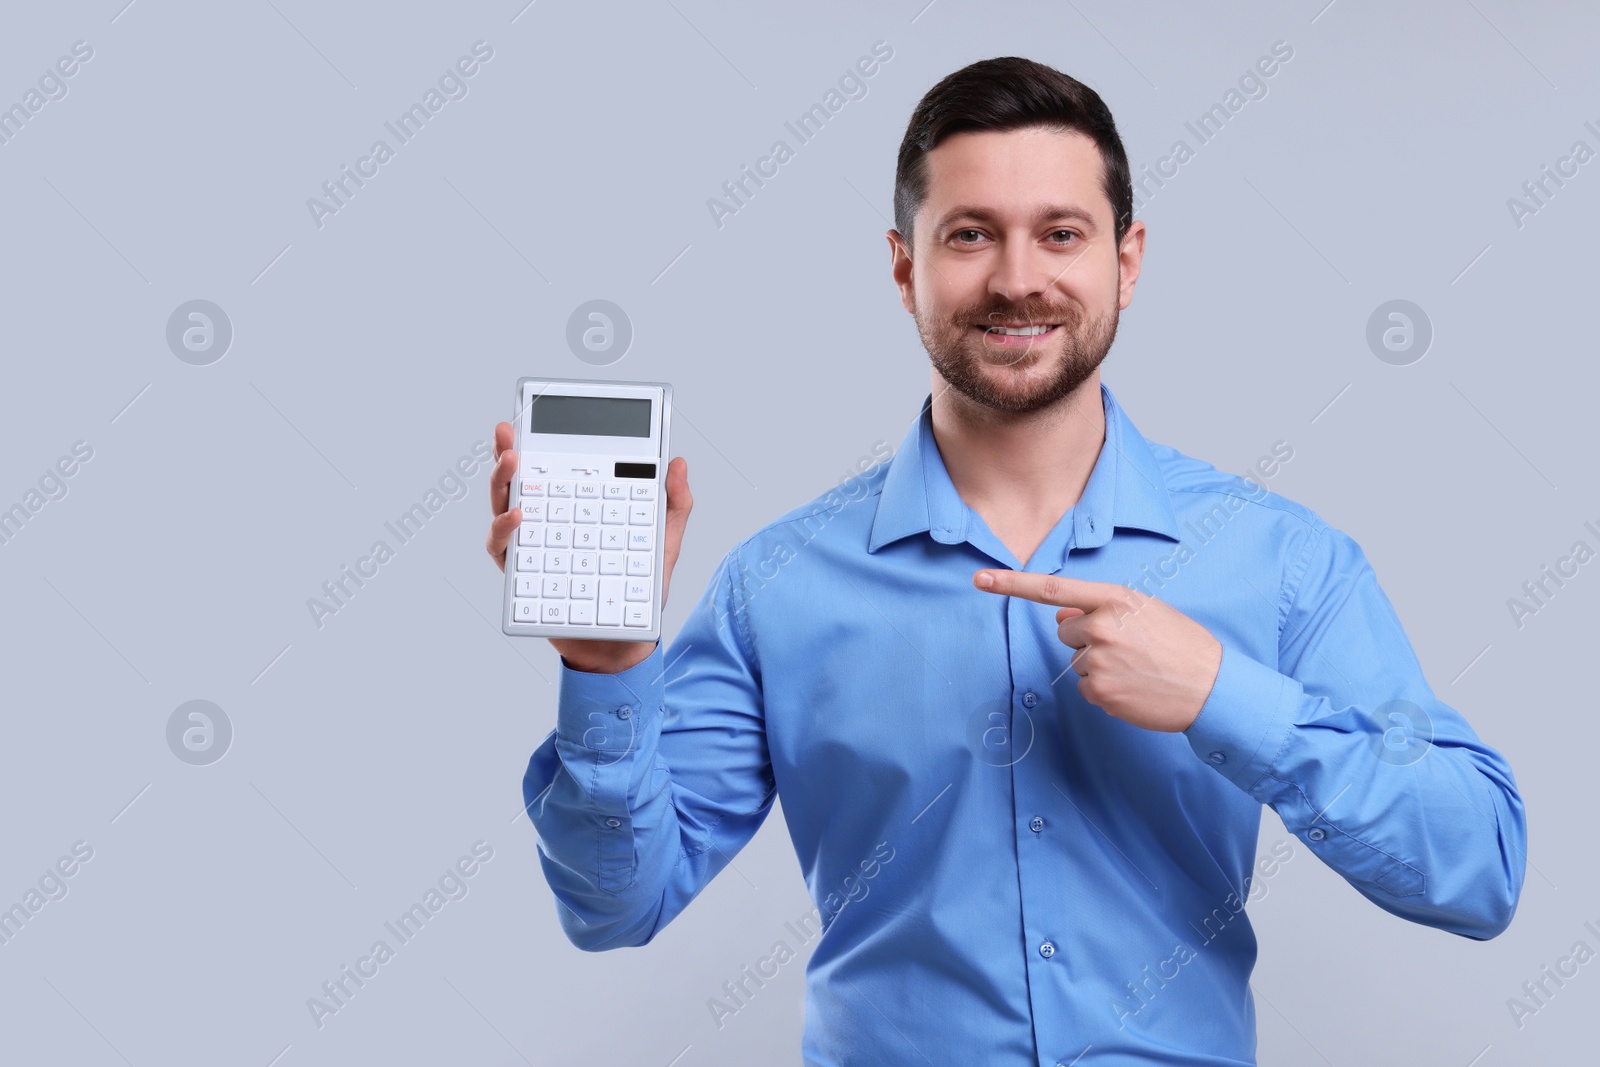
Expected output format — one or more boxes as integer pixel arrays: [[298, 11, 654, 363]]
[[956, 298, 1081, 326]]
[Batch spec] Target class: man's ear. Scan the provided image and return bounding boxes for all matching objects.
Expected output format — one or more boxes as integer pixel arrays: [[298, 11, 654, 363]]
[[888, 229, 915, 315], [1116, 218, 1146, 311]]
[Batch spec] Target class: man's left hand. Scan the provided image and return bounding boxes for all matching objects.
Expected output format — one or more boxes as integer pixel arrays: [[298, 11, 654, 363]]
[[974, 569, 1223, 733]]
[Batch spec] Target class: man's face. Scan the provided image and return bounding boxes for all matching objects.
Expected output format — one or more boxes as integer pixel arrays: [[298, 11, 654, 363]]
[[890, 126, 1145, 416]]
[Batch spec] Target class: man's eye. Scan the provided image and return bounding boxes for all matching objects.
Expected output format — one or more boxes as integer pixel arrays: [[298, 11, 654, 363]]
[[1049, 230, 1078, 243], [953, 229, 985, 243]]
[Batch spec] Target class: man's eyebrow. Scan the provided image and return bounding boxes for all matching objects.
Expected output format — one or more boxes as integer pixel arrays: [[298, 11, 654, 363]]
[[935, 204, 1101, 233]]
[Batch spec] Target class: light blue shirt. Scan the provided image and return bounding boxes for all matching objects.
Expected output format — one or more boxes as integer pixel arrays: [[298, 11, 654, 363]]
[[522, 381, 1526, 1066]]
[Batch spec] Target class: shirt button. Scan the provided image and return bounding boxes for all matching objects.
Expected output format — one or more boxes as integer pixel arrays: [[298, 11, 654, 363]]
[[1208, 750, 1226, 764], [1022, 691, 1038, 708], [1307, 826, 1326, 841], [1039, 941, 1056, 959], [604, 817, 621, 828], [617, 706, 632, 719], [1029, 816, 1044, 833]]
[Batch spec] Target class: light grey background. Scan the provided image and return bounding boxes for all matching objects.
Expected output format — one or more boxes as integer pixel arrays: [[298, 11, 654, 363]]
[[1, 1, 1594, 1064]]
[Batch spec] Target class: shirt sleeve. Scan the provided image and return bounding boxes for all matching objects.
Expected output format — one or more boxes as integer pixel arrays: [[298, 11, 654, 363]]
[[1182, 519, 1527, 940], [520, 541, 775, 951]]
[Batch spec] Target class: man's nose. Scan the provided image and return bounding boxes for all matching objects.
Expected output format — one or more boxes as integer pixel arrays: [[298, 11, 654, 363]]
[[987, 239, 1052, 306]]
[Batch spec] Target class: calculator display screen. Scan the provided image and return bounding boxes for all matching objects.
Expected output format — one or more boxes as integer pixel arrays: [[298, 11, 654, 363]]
[[529, 395, 651, 438]]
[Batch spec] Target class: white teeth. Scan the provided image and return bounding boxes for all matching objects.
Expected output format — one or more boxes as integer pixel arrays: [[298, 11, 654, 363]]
[[986, 324, 1053, 336]]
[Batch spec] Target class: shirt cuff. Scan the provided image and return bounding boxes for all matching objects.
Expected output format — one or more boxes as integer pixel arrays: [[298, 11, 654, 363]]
[[555, 643, 665, 751], [1182, 642, 1294, 791]]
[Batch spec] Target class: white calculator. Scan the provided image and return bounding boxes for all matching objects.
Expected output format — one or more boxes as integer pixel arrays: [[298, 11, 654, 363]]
[[501, 377, 673, 642]]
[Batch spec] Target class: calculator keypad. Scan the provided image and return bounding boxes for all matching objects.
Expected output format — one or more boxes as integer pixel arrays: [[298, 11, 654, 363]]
[[512, 478, 656, 630]]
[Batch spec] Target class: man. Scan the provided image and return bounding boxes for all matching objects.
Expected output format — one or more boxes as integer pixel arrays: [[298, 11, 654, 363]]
[[486, 56, 1525, 1066]]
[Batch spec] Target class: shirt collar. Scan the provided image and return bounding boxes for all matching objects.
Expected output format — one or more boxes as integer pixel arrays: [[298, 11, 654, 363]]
[[867, 380, 1182, 555]]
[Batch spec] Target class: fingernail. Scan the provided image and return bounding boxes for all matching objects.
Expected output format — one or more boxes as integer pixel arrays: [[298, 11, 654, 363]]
[[975, 572, 993, 589]]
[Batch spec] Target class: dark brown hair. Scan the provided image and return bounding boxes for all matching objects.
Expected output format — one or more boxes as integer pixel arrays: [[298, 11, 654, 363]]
[[893, 57, 1133, 250]]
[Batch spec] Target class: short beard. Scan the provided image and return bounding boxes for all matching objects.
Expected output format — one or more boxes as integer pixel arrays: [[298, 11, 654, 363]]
[[917, 291, 1118, 416]]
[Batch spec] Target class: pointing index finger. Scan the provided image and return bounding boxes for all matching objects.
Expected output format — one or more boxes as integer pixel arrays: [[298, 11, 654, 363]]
[[973, 568, 1124, 610]]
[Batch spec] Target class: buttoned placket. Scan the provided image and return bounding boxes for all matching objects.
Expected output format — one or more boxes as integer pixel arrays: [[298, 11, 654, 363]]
[[959, 498, 1085, 1063]]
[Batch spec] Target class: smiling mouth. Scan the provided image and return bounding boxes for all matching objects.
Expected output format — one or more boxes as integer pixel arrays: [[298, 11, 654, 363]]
[[976, 323, 1060, 342], [983, 323, 1057, 335]]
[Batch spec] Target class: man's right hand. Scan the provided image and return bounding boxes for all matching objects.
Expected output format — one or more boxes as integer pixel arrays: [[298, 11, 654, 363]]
[[485, 420, 693, 675]]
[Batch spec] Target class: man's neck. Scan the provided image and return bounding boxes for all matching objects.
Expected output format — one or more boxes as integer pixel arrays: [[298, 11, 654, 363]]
[[929, 370, 1106, 564]]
